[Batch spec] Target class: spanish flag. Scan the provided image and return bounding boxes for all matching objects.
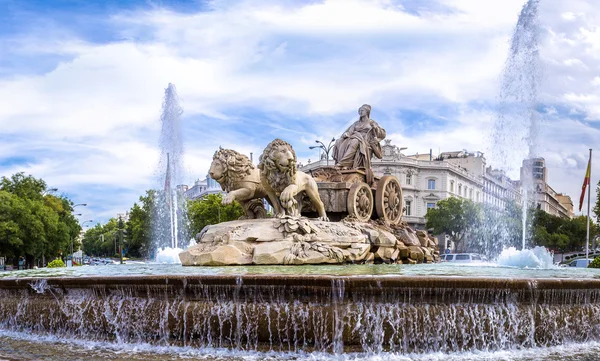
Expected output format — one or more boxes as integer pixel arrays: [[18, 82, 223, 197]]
[[579, 158, 591, 211]]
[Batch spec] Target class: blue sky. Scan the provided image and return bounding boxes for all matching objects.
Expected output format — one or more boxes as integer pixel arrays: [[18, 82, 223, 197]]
[[1, 0, 599, 225]]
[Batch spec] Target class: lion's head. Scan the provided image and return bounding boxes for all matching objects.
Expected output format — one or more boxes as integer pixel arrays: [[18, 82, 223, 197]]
[[258, 139, 297, 194], [209, 147, 255, 192]]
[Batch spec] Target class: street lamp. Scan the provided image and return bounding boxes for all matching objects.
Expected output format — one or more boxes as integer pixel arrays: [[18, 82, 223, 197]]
[[309, 137, 336, 166], [70, 219, 93, 264], [42, 188, 58, 196], [73, 203, 87, 208]]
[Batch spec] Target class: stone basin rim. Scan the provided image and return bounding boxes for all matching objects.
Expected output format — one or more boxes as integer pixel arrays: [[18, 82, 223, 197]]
[[2, 274, 600, 290]]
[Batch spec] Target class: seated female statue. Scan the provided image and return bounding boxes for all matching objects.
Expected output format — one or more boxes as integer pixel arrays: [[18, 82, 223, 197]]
[[332, 104, 386, 171]]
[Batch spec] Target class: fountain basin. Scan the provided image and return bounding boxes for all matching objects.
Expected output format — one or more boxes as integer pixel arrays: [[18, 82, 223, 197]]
[[1, 270, 600, 354]]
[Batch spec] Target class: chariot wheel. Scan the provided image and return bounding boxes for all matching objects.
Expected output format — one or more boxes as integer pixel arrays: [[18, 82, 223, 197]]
[[375, 175, 403, 225], [347, 182, 373, 223]]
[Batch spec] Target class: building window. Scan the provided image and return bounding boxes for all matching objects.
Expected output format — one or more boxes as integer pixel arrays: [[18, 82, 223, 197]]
[[405, 200, 411, 216], [458, 184, 462, 196], [469, 188, 473, 199], [428, 179, 436, 190], [476, 192, 480, 202], [406, 174, 411, 185], [427, 202, 436, 210], [450, 181, 454, 193]]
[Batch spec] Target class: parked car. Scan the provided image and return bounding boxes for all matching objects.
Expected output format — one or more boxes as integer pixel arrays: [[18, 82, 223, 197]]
[[565, 259, 592, 268], [441, 253, 489, 263]]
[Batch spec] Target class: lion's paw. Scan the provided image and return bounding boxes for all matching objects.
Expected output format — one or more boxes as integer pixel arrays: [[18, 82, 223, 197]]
[[280, 190, 295, 202]]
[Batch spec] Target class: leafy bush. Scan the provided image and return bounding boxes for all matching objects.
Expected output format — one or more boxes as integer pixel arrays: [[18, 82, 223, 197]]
[[47, 259, 65, 268], [589, 256, 600, 269]]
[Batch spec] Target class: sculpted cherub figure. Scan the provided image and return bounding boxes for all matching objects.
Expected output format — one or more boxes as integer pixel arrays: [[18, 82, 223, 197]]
[[258, 139, 329, 221]]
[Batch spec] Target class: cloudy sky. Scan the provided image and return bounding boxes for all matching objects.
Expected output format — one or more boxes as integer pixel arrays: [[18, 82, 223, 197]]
[[1, 0, 599, 224]]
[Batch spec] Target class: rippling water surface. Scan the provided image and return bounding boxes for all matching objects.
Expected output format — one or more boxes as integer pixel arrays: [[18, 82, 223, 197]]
[[2, 332, 600, 361], [2, 262, 599, 280]]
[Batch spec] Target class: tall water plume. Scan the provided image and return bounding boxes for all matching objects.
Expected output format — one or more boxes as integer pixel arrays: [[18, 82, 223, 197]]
[[152, 83, 189, 258], [489, 0, 542, 252]]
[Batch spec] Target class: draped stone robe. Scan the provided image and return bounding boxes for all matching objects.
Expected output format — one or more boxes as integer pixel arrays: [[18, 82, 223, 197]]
[[332, 118, 386, 170]]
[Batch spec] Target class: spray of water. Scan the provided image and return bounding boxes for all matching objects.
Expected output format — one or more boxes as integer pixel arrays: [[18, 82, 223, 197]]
[[151, 83, 190, 262], [488, 0, 545, 261]]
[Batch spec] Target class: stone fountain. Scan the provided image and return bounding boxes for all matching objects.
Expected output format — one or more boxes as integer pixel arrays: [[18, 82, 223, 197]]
[[2, 100, 600, 357], [179, 105, 439, 266], [3, 2, 600, 358]]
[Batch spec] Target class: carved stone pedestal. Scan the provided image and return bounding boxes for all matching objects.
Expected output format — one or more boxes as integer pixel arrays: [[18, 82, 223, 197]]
[[179, 217, 439, 266]]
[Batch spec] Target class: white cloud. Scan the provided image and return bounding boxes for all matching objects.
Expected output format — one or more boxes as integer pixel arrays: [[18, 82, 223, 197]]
[[1, 0, 600, 221]]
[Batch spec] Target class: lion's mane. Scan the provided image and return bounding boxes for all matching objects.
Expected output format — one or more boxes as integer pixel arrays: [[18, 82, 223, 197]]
[[212, 148, 255, 192], [258, 139, 297, 194]]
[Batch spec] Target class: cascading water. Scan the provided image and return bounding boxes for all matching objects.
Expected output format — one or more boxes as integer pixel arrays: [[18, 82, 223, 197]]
[[2, 274, 600, 356], [490, 0, 546, 263], [152, 83, 189, 263]]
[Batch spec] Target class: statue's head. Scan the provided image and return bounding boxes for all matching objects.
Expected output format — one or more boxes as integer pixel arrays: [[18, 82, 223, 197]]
[[358, 104, 371, 118], [209, 147, 254, 191]]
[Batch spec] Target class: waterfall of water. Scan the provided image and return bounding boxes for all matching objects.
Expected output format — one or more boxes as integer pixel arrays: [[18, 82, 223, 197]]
[[490, 0, 542, 254], [2, 275, 600, 354], [152, 84, 188, 262]]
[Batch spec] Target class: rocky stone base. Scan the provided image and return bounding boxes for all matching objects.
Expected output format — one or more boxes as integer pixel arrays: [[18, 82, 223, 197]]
[[179, 217, 439, 266]]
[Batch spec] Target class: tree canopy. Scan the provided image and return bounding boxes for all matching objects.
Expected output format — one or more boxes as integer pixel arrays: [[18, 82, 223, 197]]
[[187, 193, 243, 237], [426, 195, 598, 257], [425, 197, 479, 253], [0, 173, 81, 267]]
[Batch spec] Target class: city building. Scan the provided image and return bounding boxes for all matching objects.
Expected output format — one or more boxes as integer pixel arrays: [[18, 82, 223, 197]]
[[520, 158, 573, 219], [301, 140, 573, 232], [183, 175, 223, 200], [372, 141, 484, 229], [300, 140, 484, 230]]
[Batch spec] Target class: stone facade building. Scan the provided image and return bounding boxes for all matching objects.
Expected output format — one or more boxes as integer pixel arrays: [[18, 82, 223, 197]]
[[183, 175, 223, 200], [520, 158, 574, 219], [300, 140, 572, 230]]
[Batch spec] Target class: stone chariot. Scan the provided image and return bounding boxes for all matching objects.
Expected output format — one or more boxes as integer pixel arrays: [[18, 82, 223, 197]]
[[300, 167, 403, 225]]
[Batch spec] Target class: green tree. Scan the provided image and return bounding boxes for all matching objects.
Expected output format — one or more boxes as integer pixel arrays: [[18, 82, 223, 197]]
[[532, 225, 551, 247], [81, 218, 120, 257], [549, 233, 570, 252], [0, 191, 26, 258], [187, 194, 244, 237], [425, 197, 479, 253], [530, 208, 598, 253], [125, 191, 155, 258], [0, 173, 80, 267]]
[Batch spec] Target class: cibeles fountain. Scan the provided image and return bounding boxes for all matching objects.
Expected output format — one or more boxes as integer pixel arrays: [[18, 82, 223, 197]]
[[2, 0, 600, 359], [2, 101, 600, 359], [179, 104, 439, 267]]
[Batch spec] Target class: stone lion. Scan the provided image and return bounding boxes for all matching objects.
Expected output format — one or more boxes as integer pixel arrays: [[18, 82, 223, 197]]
[[209, 147, 268, 219], [258, 139, 329, 221]]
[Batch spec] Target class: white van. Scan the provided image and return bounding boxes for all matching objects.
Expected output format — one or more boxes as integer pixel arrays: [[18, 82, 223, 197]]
[[441, 253, 488, 263], [566, 259, 592, 268]]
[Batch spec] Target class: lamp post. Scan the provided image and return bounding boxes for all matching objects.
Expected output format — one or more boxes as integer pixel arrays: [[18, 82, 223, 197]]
[[71, 219, 93, 266], [67, 203, 88, 267], [118, 216, 124, 264], [309, 137, 336, 166], [42, 188, 58, 196]]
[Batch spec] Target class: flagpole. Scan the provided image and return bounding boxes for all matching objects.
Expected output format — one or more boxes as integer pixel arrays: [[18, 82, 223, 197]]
[[586, 148, 592, 262]]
